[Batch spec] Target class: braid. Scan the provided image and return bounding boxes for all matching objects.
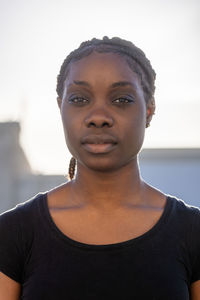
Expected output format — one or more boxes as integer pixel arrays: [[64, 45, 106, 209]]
[[56, 36, 156, 104]]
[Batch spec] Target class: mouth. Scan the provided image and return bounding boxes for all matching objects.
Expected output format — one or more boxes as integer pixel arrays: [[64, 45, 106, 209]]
[[81, 135, 118, 154], [82, 143, 117, 154]]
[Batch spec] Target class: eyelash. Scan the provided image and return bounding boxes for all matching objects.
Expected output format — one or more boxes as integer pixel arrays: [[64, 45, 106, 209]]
[[68, 96, 135, 105], [68, 97, 88, 104], [112, 97, 134, 104]]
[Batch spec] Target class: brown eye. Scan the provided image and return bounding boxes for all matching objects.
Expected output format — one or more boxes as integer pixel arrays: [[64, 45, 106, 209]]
[[112, 97, 135, 104], [69, 97, 89, 104]]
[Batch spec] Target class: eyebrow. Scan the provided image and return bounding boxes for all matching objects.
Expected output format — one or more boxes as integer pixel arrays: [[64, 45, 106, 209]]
[[110, 81, 136, 88], [69, 80, 136, 89], [72, 80, 90, 87]]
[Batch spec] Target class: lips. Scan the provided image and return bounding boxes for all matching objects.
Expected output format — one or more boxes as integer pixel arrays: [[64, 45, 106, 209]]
[[81, 134, 117, 145], [81, 134, 118, 154]]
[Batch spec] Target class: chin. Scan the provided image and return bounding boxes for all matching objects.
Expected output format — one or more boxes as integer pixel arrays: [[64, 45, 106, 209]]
[[89, 164, 118, 173], [85, 160, 118, 173], [78, 155, 136, 174]]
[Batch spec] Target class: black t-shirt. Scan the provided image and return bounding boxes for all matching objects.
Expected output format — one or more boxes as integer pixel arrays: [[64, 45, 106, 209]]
[[0, 193, 200, 299]]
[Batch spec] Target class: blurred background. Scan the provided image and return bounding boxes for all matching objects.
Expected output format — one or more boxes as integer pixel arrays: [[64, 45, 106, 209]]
[[0, 0, 199, 212]]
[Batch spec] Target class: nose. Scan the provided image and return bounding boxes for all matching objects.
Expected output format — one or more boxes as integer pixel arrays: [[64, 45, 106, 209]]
[[84, 108, 114, 128]]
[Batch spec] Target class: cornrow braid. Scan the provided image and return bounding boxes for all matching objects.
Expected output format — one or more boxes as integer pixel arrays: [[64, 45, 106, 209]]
[[56, 36, 156, 104], [68, 157, 76, 180]]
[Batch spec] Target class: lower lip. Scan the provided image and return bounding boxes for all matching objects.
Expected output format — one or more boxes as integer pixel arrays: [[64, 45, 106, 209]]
[[82, 143, 117, 154]]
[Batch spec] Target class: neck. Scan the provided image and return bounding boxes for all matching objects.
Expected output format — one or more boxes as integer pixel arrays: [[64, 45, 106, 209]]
[[69, 158, 147, 211]]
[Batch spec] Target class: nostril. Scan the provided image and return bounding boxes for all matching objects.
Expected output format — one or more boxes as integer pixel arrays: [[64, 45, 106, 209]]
[[85, 112, 114, 128], [102, 122, 110, 127], [88, 121, 111, 128], [89, 122, 96, 127]]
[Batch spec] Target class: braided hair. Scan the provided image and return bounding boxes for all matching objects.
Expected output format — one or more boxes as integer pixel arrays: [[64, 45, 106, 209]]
[[56, 36, 156, 104]]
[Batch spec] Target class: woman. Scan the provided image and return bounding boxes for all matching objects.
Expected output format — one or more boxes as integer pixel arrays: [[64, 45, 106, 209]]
[[0, 36, 199, 299]]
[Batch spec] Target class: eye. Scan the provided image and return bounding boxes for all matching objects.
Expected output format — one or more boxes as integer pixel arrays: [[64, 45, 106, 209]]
[[68, 96, 89, 104], [112, 97, 135, 104]]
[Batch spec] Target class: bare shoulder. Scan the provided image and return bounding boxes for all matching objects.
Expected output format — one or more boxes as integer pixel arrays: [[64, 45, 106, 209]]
[[0, 272, 21, 300]]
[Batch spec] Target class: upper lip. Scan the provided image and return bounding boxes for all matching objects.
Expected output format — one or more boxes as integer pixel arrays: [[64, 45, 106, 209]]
[[81, 134, 118, 145]]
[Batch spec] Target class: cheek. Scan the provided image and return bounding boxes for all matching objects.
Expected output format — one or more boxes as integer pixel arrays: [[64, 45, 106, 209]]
[[61, 106, 78, 147], [122, 106, 146, 149], [124, 119, 145, 143], [127, 102, 146, 129]]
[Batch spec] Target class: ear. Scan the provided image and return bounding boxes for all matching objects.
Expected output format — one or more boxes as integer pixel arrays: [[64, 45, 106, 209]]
[[146, 98, 156, 128], [57, 97, 62, 109]]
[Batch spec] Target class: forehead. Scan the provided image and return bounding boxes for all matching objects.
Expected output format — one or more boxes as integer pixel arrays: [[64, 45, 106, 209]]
[[65, 52, 140, 86]]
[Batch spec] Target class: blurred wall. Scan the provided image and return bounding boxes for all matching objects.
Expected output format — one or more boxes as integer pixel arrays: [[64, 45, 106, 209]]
[[139, 149, 200, 207], [0, 122, 65, 213]]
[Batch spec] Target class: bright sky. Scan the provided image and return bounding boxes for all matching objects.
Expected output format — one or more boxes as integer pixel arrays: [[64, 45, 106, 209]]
[[0, 0, 199, 174]]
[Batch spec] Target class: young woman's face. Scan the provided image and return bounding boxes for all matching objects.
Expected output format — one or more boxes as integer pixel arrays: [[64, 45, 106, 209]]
[[58, 52, 148, 172]]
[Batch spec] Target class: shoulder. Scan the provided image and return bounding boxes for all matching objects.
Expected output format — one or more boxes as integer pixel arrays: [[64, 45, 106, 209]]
[[0, 192, 47, 283], [164, 195, 200, 244], [0, 192, 47, 243], [165, 196, 200, 283], [0, 192, 46, 226], [0, 192, 48, 245], [167, 195, 200, 250], [0, 192, 48, 258], [167, 195, 200, 223]]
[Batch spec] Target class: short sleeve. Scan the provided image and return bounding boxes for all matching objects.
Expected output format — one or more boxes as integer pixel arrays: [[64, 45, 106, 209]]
[[190, 207, 200, 283], [0, 207, 24, 283]]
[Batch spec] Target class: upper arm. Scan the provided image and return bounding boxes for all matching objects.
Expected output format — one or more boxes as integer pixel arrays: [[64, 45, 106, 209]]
[[0, 209, 25, 286], [0, 272, 21, 300], [189, 208, 200, 288], [191, 280, 200, 300]]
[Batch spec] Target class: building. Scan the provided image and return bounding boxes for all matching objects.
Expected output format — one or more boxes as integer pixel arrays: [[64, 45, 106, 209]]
[[139, 149, 200, 207], [0, 122, 65, 213], [0, 122, 199, 213]]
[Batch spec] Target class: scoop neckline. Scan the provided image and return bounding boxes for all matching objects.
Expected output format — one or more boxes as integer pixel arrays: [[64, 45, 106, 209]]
[[39, 192, 173, 251]]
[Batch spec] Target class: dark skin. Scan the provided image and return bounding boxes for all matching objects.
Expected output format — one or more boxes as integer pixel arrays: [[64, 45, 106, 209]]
[[49, 52, 167, 245], [0, 51, 199, 299]]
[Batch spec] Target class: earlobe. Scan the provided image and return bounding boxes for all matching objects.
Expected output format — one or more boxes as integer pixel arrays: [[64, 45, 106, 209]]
[[146, 98, 156, 128], [57, 97, 62, 109]]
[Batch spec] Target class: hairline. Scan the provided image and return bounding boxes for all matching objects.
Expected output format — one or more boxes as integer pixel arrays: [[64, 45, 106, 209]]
[[61, 48, 150, 104]]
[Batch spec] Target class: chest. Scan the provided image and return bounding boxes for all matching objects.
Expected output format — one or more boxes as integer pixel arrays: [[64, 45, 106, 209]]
[[49, 207, 164, 245], [23, 235, 190, 300]]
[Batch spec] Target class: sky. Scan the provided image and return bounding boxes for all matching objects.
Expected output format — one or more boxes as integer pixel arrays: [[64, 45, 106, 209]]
[[0, 0, 199, 174]]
